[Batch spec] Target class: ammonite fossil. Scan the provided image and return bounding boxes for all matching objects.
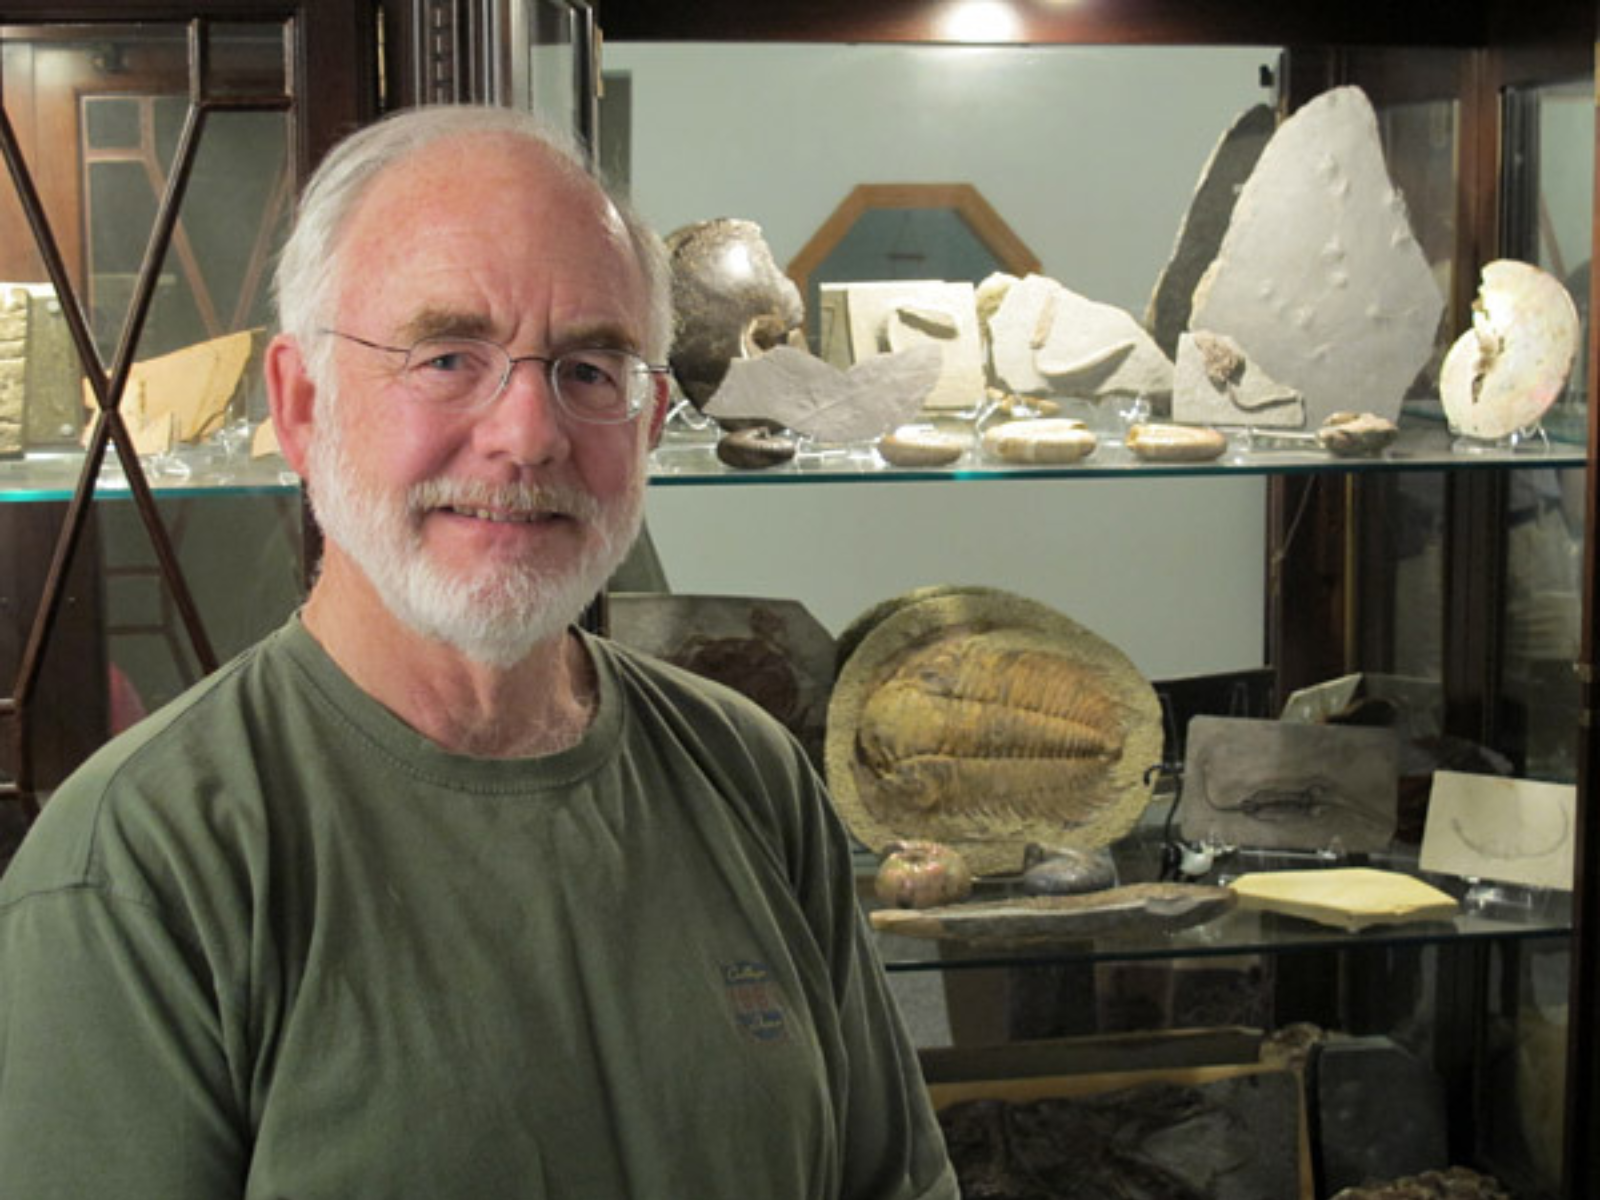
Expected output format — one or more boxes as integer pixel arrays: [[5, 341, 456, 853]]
[[826, 588, 1162, 876]]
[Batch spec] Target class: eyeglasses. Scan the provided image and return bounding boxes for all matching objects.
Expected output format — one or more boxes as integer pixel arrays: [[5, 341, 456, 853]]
[[321, 329, 668, 424]]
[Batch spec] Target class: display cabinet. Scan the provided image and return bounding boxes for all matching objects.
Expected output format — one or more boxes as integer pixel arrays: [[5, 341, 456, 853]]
[[0, 2, 374, 845], [597, 1, 1598, 1195]]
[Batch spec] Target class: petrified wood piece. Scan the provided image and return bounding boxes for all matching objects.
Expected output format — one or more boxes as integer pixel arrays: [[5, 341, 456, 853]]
[[871, 883, 1235, 944], [827, 587, 1163, 875]]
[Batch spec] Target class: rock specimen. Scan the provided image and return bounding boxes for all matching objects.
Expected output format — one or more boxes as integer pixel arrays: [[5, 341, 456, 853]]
[[989, 274, 1174, 404], [1190, 86, 1445, 427], [703, 342, 940, 442], [1172, 329, 1304, 428], [1125, 422, 1228, 462], [1146, 103, 1277, 359], [874, 840, 974, 909], [826, 587, 1163, 876], [877, 424, 966, 467], [666, 218, 804, 408], [981, 417, 1098, 464], [1440, 258, 1580, 441], [1318, 411, 1399, 456], [1019, 843, 1118, 896]]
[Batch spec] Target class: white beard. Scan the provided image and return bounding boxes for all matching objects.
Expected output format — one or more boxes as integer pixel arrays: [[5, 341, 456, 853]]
[[305, 405, 645, 668]]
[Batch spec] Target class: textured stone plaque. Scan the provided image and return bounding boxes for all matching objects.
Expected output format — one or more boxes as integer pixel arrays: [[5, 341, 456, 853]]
[[1190, 86, 1445, 427]]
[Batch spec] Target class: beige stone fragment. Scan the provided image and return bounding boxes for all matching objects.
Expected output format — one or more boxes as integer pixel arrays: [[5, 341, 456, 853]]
[[83, 328, 259, 446], [981, 417, 1097, 464], [1230, 867, 1458, 931]]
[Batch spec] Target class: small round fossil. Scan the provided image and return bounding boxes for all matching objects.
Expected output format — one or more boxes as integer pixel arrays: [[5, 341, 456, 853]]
[[878, 425, 966, 468], [716, 426, 796, 469]]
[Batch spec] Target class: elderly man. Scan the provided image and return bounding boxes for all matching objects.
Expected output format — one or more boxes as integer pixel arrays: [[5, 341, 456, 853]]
[[0, 105, 956, 1199]]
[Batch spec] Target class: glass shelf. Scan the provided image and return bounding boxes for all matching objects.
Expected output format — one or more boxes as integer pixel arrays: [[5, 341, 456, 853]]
[[0, 404, 1583, 501], [874, 901, 1573, 974], [649, 410, 1588, 486], [0, 445, 300, 502]]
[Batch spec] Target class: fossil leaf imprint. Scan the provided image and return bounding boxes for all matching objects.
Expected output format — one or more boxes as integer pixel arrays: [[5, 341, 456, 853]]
[[827, 589, 1162, 876]]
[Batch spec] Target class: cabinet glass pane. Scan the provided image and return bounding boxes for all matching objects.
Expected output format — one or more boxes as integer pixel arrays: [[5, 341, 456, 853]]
[[1500, 78, 1591, 786], [0, 21, 295, 498]]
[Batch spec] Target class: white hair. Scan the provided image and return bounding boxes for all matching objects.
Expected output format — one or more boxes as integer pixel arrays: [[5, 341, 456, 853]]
[[272, 104, 672, 393]]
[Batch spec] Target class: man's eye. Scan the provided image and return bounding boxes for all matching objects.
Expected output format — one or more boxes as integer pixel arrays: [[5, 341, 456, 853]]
[[561, 354, 621, 388]]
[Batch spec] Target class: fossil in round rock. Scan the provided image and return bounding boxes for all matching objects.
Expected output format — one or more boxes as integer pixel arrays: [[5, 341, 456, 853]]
[[827, 588, 1162, 876], [665, 218, 805, 409]]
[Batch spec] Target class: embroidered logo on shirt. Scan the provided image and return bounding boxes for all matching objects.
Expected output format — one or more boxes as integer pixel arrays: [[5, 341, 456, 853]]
[[722, 960, 791, 1043]]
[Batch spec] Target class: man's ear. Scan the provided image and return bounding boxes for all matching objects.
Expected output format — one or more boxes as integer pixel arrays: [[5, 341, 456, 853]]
[[645, 370, 671, 448], [265, 333, 319, 478]]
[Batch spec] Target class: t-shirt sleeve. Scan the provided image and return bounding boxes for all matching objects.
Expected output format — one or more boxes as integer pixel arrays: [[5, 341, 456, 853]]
[[0, 832, 246, 1197]]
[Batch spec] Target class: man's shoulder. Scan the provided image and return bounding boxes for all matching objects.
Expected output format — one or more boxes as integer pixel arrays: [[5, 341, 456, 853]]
[[0, 623, 300, 900]]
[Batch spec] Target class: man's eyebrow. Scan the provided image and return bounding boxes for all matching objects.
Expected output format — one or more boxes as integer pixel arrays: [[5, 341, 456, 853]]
[[553, 321, 641, 354], [397, 309, 496, 343]]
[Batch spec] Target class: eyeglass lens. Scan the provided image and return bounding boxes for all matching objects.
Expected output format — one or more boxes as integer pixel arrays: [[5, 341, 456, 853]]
[[401, 338, 645, 421]]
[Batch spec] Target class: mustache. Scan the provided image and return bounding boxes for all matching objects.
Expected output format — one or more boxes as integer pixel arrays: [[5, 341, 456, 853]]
[[407, 477, 603, 521]]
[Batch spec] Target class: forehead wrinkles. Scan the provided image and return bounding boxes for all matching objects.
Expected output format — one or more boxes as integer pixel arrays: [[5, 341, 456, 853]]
[[337, 143, 648, 349]]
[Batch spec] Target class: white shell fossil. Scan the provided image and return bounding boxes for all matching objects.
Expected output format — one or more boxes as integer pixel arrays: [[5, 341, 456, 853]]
[[981, 418, 1098, 464], [1125, 422, 1229, 462], [1440, 259, 1580, 441]]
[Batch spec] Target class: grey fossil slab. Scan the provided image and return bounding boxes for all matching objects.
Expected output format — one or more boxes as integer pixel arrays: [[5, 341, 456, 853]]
[[1190, 86, 1444, 427]]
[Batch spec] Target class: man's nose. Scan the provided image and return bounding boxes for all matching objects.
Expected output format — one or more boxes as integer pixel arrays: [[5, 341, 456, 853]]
[[473, 357, 572, 464]]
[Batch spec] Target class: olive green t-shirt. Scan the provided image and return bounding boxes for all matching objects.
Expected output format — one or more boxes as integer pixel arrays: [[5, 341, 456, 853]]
[[0, 618, 956, 1199]]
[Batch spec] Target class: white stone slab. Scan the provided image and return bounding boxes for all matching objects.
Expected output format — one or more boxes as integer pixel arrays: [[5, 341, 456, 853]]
[[1190, 86, 1444, 427], [827, 280, 986, 413], [990, 273, 1173, 402]]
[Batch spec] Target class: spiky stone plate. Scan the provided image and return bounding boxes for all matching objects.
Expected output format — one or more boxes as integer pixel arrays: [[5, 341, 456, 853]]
[[826, 588, 1163, 876]]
